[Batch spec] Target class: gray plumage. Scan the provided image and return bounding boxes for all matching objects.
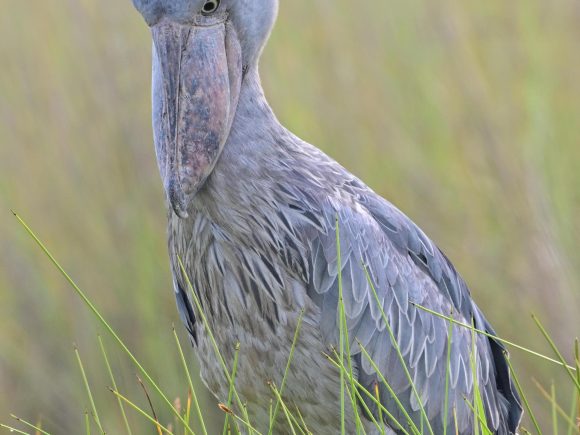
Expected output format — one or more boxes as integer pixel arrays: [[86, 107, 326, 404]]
[[131, 0, 523, 433]]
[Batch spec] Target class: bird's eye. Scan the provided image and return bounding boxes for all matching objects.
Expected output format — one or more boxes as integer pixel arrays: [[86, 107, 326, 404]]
[[201, 0, 220, 15]]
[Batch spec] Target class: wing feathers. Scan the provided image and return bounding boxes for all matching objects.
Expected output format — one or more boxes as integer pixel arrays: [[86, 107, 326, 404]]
[[302, 197, 520, 433]]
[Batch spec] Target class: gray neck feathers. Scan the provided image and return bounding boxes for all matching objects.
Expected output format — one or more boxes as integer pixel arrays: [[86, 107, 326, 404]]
[[193, 69, 292, 222], [228, 68, 283, 148]]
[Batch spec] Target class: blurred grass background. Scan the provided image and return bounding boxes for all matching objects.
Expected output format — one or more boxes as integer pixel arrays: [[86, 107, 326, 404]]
[[1, 0, 579, 432]]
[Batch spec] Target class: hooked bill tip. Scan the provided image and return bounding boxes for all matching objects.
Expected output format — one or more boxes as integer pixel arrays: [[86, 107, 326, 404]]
[[172, 205, 189, 220], [166, 178, 189, 219]]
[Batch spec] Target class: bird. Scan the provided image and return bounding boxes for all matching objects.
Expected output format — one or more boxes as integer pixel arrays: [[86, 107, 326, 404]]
[[130, 0, 523, 433]]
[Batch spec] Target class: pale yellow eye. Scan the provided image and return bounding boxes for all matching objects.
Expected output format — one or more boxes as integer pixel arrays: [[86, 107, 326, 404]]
[[201, 0, 220, 15]]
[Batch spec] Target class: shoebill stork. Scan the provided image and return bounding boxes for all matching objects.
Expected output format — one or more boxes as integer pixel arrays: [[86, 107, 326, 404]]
[[130, 0, 523, 433]]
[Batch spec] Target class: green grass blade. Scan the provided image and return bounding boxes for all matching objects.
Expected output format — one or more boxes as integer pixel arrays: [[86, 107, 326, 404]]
[[176, 256, 251, 429], [412, 303, 577, 371], [185, 390, 193, 435], [344, 382, 368, 435], [469, 318, 489, 434], [552, 382, 558, 435], [85, 411, 91, 435], [292, 405, 312, 435], [568, 338, 580, 435], [567, 387, 579, 435], [335, 220, 365, 434], [12, 212, 195, 435], [443, 310, 454, 435], [74, 345, 105, 435], [218, 406, 264, 435], [324, 351, 411, 435], [335, 217, 346, 435], [531, 378, 578, 432], [469, 318, 480, 435], [271, 385, 311, 435], [268, 383, 298, 435], [575, 338, 579, 383], [532, 314, 580, 392], [136, 375, 163, 435], [373, 383, 385, 435], [329, 350, 384, 435], [269, 400, 273, 430], [223, 343, 241, 435], [348, 380, 381, 435], [173, 327, 207, 435], [269, 309, 305, 434], [504, 351, 542, 435], [575, 338, 580, 429], [0, 423, 32, 435], [357, 343, 421, 435], [462, 398, 492, 435], [329, 349, 369, 435], [8, 415, 51, 435], [98, 335, 132, 435], [574, 339, 580, 390], [362, 264, 434, 435], [109, 389, 175, 435], [338, 292, 364, 435]]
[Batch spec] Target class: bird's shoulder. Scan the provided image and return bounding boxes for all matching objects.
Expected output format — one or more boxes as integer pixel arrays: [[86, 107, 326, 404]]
[[276, 144, 475, 323]]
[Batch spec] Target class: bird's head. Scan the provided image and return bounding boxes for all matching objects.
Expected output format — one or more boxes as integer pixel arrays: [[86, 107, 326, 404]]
[[132, 0, 279, 218]]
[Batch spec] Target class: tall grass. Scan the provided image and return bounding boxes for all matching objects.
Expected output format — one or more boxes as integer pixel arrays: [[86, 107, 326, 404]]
[[1, 0, 579, 432], [4, 213, 579, 434]]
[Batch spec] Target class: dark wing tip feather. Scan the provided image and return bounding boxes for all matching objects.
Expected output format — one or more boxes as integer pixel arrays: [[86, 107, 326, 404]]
[[173, 279, 198, 344]]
